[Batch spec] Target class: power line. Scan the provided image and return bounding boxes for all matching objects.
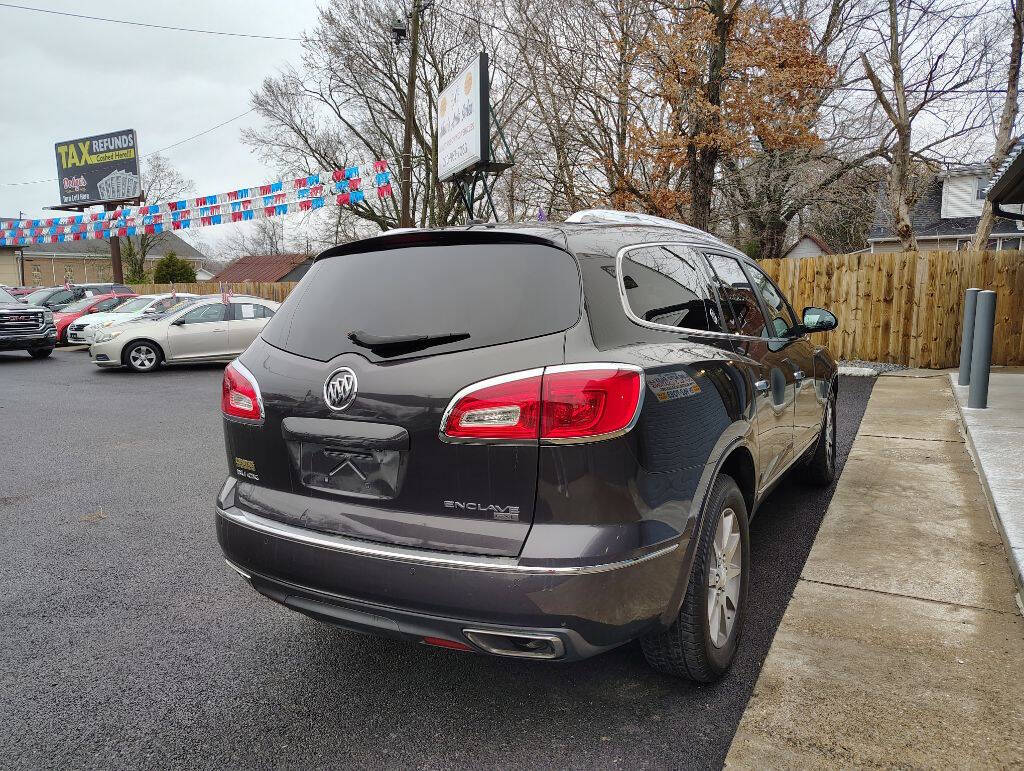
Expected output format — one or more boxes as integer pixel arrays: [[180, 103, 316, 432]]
[[0, 108, 256, 187], [0, 2, 302, 40], [148, 109, 256, 154]]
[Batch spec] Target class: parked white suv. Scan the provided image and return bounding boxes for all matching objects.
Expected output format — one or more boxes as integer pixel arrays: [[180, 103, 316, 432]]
[[67, 293, 199, 344], [90, 295, 280, 372]]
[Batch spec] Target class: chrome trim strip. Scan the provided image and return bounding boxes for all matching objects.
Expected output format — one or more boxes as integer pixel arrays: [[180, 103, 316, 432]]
[[217, 505, 678, 575], [224, 558, 251, 580]]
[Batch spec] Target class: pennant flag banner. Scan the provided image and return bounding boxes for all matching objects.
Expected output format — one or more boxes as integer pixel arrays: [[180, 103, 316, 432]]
[[0, 184, 393, 246], [2, 161, 390, 232]]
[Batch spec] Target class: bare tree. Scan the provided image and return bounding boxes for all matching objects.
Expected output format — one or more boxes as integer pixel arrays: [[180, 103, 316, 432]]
[[719, 0, 891, 259], [244, 0, 505, 230], [860, 0, 991, 250], [972, 0, 1024, 249], [120, 154, 192, 282], [220, 218, 289, 258]]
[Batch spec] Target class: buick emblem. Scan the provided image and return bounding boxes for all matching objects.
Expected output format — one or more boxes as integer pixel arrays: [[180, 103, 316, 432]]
[[324, 367, 358, 411]]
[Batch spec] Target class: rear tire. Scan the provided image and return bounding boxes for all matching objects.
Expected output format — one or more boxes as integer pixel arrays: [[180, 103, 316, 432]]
[[799, 385, 836, 487], [28, 347, 53, 359], [124, 341, 162, 372], [640, 473, 750, 681]]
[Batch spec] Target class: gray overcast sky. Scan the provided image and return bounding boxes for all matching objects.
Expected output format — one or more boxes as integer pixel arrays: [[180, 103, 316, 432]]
[[0, 0, 324, 253]]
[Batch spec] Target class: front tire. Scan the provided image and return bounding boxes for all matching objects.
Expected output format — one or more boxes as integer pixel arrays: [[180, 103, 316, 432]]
[[124, 341, 162, 372], [641, 473, 750, 681], [28, 347, 53, 359]]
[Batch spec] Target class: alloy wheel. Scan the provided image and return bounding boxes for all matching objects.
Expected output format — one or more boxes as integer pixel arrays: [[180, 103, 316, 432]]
[[129, 345, 157, 371], [707, 507, 742, 648]]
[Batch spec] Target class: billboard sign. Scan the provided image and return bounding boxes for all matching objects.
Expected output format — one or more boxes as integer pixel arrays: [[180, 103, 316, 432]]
[[437, 53, 489, 182], [54, 129, 141, 206]]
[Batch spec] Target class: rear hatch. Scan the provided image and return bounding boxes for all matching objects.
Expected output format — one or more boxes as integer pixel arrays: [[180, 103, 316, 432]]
[[225, 232, 581, 557]]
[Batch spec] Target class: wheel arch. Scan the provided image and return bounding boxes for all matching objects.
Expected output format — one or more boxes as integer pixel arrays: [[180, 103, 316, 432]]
[[719, 444, 756, 517], [657, 438, 757, 627], [121, 337, 166, 366]]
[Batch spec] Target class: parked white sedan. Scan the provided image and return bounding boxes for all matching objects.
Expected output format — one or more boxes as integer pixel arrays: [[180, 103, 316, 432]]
[[89, 295, 280, 372], [67, 293, 200, 344]]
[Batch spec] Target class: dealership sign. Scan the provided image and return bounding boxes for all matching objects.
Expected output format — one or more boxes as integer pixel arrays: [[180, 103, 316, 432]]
[[437, 53, 490, 182], [54, 129, 141, 206]]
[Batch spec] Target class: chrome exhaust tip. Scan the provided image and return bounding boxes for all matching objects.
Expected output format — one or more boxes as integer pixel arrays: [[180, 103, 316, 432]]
[[463, 628, 566, 659]]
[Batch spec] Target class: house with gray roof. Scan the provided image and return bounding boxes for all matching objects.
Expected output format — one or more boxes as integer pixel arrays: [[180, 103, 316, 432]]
[[867, 166, 1024, 253], [0, 222, 206, 286]]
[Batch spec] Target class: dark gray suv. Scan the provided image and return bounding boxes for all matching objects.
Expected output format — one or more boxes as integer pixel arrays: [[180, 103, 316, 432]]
[[215, 221, 838, 681]]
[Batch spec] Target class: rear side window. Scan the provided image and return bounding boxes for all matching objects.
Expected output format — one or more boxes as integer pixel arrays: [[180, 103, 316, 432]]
[[262, 242, 582, 361], [619, 245, 721, 332]]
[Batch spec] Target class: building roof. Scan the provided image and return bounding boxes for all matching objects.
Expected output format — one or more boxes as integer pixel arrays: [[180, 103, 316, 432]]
[[211, 253, 310, 283], [783, 233, 831, 257], [986, 143, 1024, 205], [868, 177, 1022, 241]]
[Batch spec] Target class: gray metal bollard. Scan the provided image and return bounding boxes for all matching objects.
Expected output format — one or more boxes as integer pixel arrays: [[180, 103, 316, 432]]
[[957, 288, 980, 386], [968, 290, 997, 409]]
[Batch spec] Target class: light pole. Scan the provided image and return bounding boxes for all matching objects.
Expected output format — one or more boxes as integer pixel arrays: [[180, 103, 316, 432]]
[[396, 2, 428, 228]]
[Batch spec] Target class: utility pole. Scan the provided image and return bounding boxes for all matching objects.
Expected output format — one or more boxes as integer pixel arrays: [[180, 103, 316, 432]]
[[108, 202, 124, 283], [399, 1, 424, 228]]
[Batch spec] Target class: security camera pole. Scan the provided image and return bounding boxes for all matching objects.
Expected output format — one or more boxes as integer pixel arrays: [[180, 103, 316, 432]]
[[399, 1, 425, 228]]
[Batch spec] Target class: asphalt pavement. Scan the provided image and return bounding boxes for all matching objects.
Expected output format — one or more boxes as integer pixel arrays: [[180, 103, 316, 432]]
[[0, 349, 874, 769]]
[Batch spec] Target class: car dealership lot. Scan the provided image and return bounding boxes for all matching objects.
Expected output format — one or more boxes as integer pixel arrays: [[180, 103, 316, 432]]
[[0, 349, 873, 769]]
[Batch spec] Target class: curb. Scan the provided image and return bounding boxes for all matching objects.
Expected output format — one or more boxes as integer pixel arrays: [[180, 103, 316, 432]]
[[948, 373, 1024, 608], [837, 366, 877, 377]]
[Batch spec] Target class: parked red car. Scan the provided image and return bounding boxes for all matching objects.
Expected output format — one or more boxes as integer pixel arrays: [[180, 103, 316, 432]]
[[53, 292, 136, 345]]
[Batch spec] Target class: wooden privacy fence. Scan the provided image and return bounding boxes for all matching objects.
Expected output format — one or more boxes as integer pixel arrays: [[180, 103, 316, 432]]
[[132, 250, 1022, 368], [760, 250, 1024, 368], [128, 281, 298, 303]]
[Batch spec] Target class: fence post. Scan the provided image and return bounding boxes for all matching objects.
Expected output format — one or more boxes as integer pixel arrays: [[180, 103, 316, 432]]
[[957, 287, 980, 386], [967, 290, 996, 409]]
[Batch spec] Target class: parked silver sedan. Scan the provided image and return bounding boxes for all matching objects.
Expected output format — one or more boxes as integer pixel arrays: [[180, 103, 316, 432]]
[[89, 295, 281, 372]]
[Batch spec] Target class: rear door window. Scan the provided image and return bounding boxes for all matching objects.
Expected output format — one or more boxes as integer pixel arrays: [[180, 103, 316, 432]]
[[619, 245, 722, 332], [262, 242, 582, 361]]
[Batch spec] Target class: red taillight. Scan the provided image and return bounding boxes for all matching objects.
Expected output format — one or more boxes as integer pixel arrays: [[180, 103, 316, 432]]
[[222, 362, 262, 422], [541, 367, 642, 440], [441, 371, 542, 440], [441, 365, 642, 443]]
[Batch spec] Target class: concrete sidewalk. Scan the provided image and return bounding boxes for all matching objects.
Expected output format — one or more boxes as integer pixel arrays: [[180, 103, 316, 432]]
[[726, 375, 1024, 768], [951, 370, 1024, 599]]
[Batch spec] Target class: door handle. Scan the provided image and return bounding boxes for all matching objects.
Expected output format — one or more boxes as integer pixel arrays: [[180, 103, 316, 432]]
[[754, 379, 770, 394]]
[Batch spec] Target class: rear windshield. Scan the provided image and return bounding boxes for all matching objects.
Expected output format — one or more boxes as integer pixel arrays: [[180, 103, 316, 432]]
[[262, 242, 582, 361]]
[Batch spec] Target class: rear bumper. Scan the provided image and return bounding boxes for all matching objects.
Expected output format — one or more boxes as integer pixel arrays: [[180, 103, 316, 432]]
[[215, 489, 684, 660], [0, 325, 56, 351]]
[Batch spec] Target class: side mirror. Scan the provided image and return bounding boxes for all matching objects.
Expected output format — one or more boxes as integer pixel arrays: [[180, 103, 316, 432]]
[[143, 307, 157, 314], [802, 306, 838, 333]]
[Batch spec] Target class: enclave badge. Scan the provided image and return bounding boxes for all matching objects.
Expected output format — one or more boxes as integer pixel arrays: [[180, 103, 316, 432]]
[[324, 367, 358, 411]]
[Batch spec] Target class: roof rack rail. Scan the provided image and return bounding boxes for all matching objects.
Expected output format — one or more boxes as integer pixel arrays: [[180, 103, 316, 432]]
[[564, 208, 724, 242]]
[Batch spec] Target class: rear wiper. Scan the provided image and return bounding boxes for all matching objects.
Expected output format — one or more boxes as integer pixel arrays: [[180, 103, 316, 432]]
[[348, 330, 470, 356]]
